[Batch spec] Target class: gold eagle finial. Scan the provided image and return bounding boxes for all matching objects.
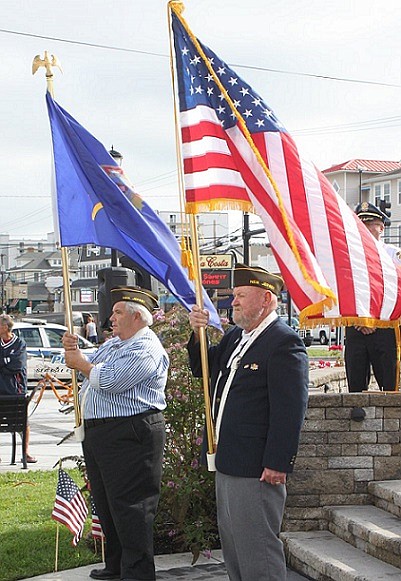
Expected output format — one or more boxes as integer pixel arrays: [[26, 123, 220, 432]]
[[32, 51, 63, 77]]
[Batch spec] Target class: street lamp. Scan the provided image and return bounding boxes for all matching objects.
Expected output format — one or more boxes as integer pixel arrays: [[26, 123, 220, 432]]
[[108, 146, 123, 266], [357, 165, 367, 204], [109, 146, 123, 166], [0, 254, 5, 312]]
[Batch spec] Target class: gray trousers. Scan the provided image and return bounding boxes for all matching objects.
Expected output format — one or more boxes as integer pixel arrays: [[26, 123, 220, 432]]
[[216, 471, 287, 581]]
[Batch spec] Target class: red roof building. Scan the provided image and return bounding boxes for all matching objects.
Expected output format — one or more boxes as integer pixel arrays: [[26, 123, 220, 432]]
[[322, 159, 401, 210], [323, 159, 401, 174]]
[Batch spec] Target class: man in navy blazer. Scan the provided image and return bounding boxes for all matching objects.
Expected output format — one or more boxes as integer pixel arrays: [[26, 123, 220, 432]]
[[188, 264, 309, 581]]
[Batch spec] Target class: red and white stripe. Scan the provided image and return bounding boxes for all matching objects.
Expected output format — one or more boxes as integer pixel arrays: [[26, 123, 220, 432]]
[[181, 105, 334, 314], [180, 103, 401, 322], [52, 493, 88, 546]]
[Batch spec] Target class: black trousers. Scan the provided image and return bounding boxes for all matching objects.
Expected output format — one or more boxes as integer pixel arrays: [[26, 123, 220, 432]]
[[345, 326, 398, 392], [83, 412, 166, 580]]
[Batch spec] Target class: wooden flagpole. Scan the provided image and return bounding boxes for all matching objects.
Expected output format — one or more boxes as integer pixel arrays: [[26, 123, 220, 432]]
[[167, 2, 216, 466], [101, 534, 105, 563], [54, 459, 62, 572], [54, 523, 60, 572], [32, 52, 82, 430]]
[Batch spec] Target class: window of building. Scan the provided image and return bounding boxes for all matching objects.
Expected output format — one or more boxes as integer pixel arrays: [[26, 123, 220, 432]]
[[332, 180, 340, 194], [374, 183, 391, 206], [398, 180, 401, 205], [86, 245, 100, 257], [383, 183, 391, 202], [374, 185, 381, 207]]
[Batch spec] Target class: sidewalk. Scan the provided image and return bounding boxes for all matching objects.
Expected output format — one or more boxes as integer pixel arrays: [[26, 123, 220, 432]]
[[1, 366, 343, 473], [22, 552, 309, 580], [1, 393, 310, 580]]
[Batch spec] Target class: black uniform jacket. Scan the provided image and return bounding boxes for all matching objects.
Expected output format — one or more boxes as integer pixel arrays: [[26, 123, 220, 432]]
[[0, 335, 27, 395], [188, 317, 309, 478]]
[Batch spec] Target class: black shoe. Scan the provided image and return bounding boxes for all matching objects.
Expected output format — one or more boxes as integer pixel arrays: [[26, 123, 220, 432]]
[[89, 569, 120, 580]]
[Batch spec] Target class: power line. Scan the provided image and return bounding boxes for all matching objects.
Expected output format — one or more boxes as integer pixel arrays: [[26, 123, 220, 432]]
[[293, 115, 401, 136], [1, 27, 400, 89], [0, 28, 167, 58]]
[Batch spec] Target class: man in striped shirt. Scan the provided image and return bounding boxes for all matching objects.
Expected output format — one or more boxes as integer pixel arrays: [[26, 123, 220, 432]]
[[63, 286, 168, 581]]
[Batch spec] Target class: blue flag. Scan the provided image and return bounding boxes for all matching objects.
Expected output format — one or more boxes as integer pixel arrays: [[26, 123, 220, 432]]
[[46, 92, 221, 328]]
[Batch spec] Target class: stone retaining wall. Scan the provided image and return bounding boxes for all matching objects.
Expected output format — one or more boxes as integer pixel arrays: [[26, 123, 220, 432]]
[[283, 392, 401, 531]]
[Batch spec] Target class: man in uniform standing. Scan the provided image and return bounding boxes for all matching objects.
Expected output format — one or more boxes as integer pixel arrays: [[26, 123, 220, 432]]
[[187, 264, 309, 581], [345, 202, 400, 392]]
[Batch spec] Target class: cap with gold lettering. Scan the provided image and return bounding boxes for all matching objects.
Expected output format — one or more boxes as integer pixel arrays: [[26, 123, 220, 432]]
[[111, 286, 159, 314], [233, 263, 284, 295]]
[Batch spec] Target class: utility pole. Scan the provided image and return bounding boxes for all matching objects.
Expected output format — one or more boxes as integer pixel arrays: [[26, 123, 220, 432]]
[[242, 213, 266, 265]]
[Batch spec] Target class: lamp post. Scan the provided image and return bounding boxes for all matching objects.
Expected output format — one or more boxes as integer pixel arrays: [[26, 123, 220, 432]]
[[108, 146, 124, 266], [0, 254, 5, 312], [357, 165, 366, 204]]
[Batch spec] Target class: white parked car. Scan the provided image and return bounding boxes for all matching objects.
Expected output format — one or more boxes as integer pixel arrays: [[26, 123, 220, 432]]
[[307, 325, 338, 345], [12, 319, 97, 383]]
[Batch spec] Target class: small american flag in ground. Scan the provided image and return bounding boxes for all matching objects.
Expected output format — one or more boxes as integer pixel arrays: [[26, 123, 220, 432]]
[[90, 497, 105, 540], [52, 469, 88, 546]]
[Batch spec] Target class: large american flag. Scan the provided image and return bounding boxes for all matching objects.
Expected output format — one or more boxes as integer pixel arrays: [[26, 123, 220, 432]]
[[171, 7, 401, 325], [52, 470, 88, 546]]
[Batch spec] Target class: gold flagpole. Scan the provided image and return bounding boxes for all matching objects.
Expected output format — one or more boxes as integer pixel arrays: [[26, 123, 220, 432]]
[[32, 52, 81, 429], [167, 2, 216, 464]]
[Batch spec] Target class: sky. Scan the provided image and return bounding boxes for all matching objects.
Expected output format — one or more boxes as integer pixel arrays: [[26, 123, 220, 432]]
[[1, 0, 401, 238]]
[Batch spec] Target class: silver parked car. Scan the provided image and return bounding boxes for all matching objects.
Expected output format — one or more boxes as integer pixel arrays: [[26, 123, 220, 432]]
[[12, 319, 97, 382]]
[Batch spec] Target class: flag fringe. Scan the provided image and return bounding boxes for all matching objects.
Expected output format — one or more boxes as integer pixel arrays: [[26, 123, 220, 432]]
[[299, 314, 401, 330], [185, 199, 254, 214]]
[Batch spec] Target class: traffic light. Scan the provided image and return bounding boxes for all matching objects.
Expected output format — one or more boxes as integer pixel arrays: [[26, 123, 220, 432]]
[[379, 199, 391, 220], [97, 267, 135, 330]]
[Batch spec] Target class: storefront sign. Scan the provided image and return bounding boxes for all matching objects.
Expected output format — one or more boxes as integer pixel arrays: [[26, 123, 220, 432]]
[[201, 270, 231, 288], [200, 254, 232, 269]]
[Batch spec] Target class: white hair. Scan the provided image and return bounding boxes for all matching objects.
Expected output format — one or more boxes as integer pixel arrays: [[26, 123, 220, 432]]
[[124, 301, 153, 326]]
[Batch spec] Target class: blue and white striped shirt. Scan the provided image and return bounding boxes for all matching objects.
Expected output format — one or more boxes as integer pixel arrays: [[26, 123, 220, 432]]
[[81, 327, 168, 420]]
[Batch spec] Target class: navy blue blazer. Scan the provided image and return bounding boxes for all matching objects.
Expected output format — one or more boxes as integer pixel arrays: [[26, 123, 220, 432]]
[[188, 317, 309, 478]]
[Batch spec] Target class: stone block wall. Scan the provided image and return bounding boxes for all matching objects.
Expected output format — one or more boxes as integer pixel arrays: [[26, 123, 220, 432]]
[[283, 392, 401, 531]]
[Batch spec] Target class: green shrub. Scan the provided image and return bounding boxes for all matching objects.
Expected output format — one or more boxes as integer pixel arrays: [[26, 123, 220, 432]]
[[153, 305, 224, 563]]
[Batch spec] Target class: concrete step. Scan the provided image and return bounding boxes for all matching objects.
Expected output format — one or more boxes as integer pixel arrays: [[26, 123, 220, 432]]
[[369, 480, 401, 518], [326, 505, 401, 569], [282, 530, 401, 580]]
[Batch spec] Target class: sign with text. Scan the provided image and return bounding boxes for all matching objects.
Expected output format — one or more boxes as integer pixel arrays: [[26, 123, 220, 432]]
[[200, 254, 232, 269], [202, 270, 231, 289], [80, 289, 94, 303]]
